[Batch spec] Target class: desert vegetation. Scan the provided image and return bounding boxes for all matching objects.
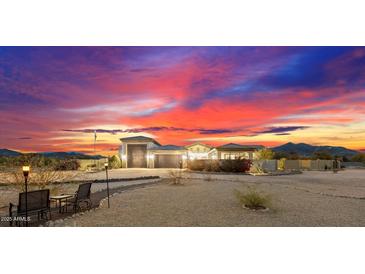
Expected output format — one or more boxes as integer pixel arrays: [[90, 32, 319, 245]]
[[234, 187, 271, 210], [2, 167, 76, 194], [108, 155, 122, 169], [168, 170, 184, 185], [188, 159, 252, 173], [351, 153, 365, 163], [256, 148, 275, 160], [0, 154, 80, 171]]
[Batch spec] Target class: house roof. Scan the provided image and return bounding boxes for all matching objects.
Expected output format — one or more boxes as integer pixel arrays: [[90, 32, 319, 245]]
[[119, 136, 161, 146], [216, 143, 264, 151], [149, 145, 186, 151], [185, 142, 212, 149]]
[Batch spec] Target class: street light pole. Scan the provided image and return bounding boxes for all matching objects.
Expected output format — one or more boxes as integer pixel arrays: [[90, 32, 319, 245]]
[[104, 162, 110, 208], [22, 166, 30, 227]]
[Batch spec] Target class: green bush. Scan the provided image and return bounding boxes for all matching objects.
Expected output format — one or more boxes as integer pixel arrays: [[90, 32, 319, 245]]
[[109, 155, 121, 169], [234, 187, 271, 210], [203, 160, 220, 172], [188, 159, 252, 173], [219, 159, 252, 173]]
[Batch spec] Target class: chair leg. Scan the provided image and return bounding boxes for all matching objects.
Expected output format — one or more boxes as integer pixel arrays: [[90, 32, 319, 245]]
[[9, 204, 13, 227]]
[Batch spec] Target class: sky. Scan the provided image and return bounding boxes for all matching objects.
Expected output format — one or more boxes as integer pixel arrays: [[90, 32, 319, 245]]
[[1, 46, 365, 155]]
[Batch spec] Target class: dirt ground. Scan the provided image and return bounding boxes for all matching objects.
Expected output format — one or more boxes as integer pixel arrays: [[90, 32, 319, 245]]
[[57, 169, 365, 227]]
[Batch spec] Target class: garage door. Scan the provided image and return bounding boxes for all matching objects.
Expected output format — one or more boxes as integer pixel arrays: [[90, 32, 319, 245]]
[[154, 154, 182, 168], [127, 144, 147, 168]]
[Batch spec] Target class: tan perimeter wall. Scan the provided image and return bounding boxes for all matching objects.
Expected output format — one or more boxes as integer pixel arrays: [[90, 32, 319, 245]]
[[284, 159, 335, 170]]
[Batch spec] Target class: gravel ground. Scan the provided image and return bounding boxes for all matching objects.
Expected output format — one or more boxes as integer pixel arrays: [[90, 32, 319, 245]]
[[58, 170, 365, 227]]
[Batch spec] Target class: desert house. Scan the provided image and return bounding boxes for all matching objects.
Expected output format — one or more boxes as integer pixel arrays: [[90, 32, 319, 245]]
[[119, 136, 188, 168], [185, 143, 212, 160], [119, 136, 264, 168], [208, 143, 264, 160]]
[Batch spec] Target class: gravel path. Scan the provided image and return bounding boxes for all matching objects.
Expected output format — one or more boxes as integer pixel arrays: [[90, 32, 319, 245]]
[[59, 171, 365, 227]]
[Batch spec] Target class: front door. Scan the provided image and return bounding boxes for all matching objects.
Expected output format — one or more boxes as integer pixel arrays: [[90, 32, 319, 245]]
[[127, 144, 147, 168]]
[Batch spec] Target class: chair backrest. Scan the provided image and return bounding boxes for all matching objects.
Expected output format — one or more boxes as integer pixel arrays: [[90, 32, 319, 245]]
[[76, 183, 92, 200], [18, 189, 50, 213]]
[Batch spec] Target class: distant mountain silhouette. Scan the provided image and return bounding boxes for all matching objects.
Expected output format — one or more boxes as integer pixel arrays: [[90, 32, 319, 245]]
[[273, 142, 358, 157], [0, 149, 22, 157], [40, 152, 104, 159], [0, 149, 104, 159]]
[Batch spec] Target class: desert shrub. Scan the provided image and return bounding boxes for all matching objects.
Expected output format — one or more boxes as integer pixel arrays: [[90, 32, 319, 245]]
[[203, 160, 220, 172], [3, 168, 76, 191], [54, 159, 80, 170], [187, 160, 206, 171], [109, 155, 121, 169], [234, 187, 271, 210], [0, 154, 61, 168], [219, 159, 252, 173], [168, 170, 184, 185], [188, 159, 252, 173], [249, 161, 265, 174]]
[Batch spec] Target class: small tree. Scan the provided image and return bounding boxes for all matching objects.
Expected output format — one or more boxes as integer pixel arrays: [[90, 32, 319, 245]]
[[256, 148, 275, 160], [273, 151, 289, 160], [312, 150, 333, 160], [351, 153, 365, 163], [109, 155, 121, 169]]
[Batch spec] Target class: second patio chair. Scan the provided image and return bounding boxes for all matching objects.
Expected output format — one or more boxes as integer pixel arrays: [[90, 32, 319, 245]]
[[62, 182, 92, 213]]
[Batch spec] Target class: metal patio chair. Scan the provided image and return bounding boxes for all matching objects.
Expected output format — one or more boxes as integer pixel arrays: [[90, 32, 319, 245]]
[[62, 182, 92, 213]]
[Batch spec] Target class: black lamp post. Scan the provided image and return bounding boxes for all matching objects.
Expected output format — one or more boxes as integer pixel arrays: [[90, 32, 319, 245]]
[[104, 162, 110, 208], [22, 166, 30, 227]]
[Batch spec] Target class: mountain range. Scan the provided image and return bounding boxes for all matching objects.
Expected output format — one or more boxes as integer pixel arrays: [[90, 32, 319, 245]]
[[0, 142, 360, 159], [0, 149, 104, 159], [272, 142, 358, 157]]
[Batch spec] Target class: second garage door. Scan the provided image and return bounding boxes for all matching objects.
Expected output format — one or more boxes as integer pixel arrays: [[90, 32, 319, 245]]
[[154, 154, 182, 168]]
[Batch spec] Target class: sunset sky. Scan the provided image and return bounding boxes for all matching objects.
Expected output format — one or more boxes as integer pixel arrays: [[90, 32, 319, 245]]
[[1, 46, 365, 155]]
